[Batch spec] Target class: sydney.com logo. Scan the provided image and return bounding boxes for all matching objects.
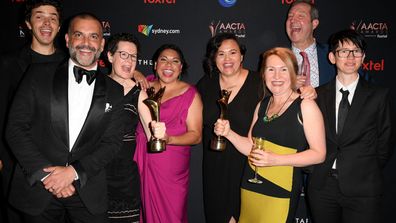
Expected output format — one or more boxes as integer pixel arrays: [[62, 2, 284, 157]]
[[138, 24, 180, 37]]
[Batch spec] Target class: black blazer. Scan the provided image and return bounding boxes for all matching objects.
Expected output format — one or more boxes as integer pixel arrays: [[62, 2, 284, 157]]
[[0, 45, 66, 197], [6, 60, 124, 215], [0, 45, 33, 195], [309, 78, 393, 196]]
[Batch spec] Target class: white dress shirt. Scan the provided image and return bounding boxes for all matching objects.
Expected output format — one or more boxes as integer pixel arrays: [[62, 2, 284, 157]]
[[68, 59, 96, 150], [332, 75, 359, 169], [41, 60, 97, 181]]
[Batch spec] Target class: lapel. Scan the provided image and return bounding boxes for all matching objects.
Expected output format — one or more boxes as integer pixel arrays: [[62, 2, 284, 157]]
[[17, 45, 33, 74], [317, 43, 334, 85], [51, 61, 70, 148], [71, 71, 107, 151], [321, 80, 337, 143], [338, 79, 371, 142]]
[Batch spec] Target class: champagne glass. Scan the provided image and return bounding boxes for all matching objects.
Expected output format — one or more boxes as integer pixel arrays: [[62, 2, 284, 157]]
[[248, 137, 265, 184]]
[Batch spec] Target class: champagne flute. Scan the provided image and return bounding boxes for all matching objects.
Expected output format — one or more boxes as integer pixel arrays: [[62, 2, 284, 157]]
[[248, 137, 265, 184]]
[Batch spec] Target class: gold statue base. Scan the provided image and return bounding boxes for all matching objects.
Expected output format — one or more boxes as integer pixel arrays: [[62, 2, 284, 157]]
[[210, 137, 226, 151], [148, 139, 166, 153]]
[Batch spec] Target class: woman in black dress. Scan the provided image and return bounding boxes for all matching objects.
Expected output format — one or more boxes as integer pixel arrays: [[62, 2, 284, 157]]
[[105, 33, 151, 223], [197, 33, 262, 223]]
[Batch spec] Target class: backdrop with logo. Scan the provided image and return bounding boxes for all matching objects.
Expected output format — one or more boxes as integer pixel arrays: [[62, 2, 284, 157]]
[[1, 0, 395, 222]]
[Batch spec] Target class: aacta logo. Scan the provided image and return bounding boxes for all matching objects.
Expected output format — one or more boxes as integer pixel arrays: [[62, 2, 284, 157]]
[[362, 59, 385, 71], [101, 21, 111, 37], [281, 0, 314, 5], [143, 0, 176, 4], [209, 20, 246, 38], [350, 20, 388, 39], [18, 25, 25, 38], [138, 25, 153, 36]]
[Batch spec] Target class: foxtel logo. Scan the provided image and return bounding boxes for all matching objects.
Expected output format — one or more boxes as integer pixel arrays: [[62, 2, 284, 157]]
[[362, 59, 385, 71], [138, 25, 153, 36]]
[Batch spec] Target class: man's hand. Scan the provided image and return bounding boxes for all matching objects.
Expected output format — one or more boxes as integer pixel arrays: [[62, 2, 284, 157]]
[[299, 85, 317, 99], [43, 166, 76, 194], [54, 184, 76, 198], [296, 75, 307, 90]]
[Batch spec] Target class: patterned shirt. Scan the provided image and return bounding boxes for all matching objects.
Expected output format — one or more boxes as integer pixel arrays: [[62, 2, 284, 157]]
[[292, 42, 319, 87]]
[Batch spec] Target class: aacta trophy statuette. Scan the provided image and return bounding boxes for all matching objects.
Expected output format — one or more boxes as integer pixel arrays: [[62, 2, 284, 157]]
[[210, 89, 232, 151], [143, 86, 166, 153]]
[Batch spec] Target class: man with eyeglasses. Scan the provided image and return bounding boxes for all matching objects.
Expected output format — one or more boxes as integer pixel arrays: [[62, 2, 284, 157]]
[[308, 29, 394, 223]]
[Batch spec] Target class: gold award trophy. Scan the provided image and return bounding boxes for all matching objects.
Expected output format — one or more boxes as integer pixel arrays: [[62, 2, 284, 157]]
[[210, 89, 232, 151], [143, 86, 166, 153]]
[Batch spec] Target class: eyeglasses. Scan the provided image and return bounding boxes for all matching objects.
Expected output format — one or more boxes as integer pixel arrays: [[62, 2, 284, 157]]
[[335, 49, 364, 58], [117, 51, 137, 61]]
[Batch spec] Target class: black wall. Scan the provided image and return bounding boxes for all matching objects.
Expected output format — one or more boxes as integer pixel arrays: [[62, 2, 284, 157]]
[[1, 1, 395, 222]]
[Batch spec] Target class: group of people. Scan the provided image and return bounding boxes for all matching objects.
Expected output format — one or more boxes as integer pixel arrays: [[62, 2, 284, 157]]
[[0, 1, 393, 223]]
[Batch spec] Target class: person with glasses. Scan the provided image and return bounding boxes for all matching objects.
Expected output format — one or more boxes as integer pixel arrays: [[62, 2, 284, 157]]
[[134, 44, 203, 222], [308, 29, 394, 223], [105, 33, 152, 222]]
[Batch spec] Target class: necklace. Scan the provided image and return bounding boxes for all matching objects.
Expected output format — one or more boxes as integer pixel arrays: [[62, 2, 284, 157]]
[[263, 91, 293, 123]]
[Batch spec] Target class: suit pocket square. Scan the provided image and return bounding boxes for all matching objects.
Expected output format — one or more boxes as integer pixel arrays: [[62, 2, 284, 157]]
[[105, 103, 113, 113]]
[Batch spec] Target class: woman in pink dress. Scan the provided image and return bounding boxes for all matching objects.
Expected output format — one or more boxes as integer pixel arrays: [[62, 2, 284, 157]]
[[134, 44, 203, 223]]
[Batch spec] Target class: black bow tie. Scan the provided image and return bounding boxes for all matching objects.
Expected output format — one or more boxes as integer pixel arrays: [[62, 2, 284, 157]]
[[73, 66, 97, 85]]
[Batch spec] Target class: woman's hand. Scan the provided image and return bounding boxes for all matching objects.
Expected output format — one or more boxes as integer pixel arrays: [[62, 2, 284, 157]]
[[248, 149, 277, 167], [214, 119, 230, 137], [150, 121, 167, 141]]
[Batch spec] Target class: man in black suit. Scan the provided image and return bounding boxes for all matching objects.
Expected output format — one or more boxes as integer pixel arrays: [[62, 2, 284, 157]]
[[308, 29, 394, 223], [6, 12, 124, 223], [0, 1, 65, 222]]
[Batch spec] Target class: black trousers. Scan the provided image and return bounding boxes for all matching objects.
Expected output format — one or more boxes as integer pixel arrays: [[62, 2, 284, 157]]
[[1, 165, 23, 223], [23, 194, 108, 223], [308, 172, 381, 223]]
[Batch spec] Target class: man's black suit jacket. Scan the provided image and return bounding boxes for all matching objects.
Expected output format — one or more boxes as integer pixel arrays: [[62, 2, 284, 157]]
[[6, 60, 124, 215], [316, 42, 336, 86], [0, 45, 65, 195], [309, 78, 393, 197]]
